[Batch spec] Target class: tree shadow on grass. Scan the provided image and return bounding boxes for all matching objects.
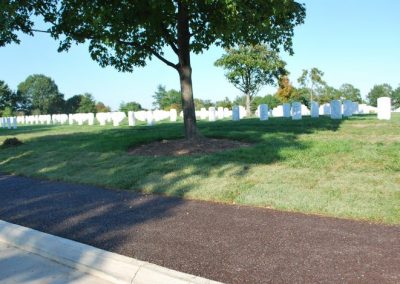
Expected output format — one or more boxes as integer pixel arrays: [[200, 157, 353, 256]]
[[0, 116, 344, 197]]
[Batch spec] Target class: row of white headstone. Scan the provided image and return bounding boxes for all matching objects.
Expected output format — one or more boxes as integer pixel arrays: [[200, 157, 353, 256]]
[[0, 97, 393, 129], [249, 98, 391, 121]]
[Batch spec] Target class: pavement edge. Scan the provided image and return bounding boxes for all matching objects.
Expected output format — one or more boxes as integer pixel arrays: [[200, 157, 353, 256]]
[[0, 220, 222, 284]]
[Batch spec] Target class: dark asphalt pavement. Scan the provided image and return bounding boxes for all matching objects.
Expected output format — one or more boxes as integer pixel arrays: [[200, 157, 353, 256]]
[[0, 173, 399, 283]]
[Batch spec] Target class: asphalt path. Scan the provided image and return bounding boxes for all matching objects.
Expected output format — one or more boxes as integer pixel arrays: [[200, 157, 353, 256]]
[[0, 173, 399, 283]]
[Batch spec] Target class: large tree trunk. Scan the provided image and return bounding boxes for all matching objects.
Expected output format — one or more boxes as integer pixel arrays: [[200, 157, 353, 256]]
[[245, 93, 251, 116], [177, 1, 198, 140]]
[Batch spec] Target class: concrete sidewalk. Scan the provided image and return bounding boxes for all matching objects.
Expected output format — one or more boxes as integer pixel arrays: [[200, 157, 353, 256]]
[[0, 242, 110, 284], [0, 220, 221, 284]]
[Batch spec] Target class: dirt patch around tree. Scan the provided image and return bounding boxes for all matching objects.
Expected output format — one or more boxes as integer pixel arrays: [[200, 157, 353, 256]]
[[128, 137, 251, 156]]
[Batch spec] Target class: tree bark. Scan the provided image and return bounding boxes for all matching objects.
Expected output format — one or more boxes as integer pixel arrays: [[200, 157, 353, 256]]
[[246, 93, 251, 116], [177, 1, 198, 140]]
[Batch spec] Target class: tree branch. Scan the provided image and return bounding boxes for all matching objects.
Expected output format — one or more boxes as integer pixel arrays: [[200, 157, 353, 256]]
[[118, 40, 178, 70]]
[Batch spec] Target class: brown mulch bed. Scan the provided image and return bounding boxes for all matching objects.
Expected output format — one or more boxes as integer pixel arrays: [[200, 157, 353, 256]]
[[128, 137, 251, 156]]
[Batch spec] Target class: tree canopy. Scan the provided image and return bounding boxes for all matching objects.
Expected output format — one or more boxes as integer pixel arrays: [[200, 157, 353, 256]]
[[215, 44, 286, 115], [2, 0, 306, 138], [17, 74, 64, 114], [152, 85, 182, 111], [367, 84, 393, 107], [339, 83, 362, 103], [119, 101, 143, 114]]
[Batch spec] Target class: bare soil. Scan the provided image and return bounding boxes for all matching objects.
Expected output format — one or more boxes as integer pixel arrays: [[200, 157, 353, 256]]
[[128, 137, 251, 156]]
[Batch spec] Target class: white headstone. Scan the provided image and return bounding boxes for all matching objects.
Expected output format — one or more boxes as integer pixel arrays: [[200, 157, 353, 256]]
[[6, 117, 11, 129], [68, 114, 73, 125], [146, 110, 154, 126], [311, 101, 319, 118], [343, 100, 353, 117], [272, 105, 283, 117], [352, 102, 359, 115], [377, 97, 391, 120], [291, 102, 302, 120], [301, 104, 310, 116], [238, 106, 246, 119], [170, 109, 177, 122], [12, 117, 17, 129], [88, 113, 95, 125], [217, 107, 224, 120], [283, 103, 291, 118], [259, 104, 269, 121], [330, 100, 342, 119], [208, 107, 216, 121], [128, 111, 136, 126], [1, 117, 5, 128], [232, 106, 240, 121], [200, 108, 207, 120], [223, 108, 230, 118]]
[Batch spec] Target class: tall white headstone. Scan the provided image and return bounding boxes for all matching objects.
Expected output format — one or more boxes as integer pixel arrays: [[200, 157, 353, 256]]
[[170, 109, 177, 122], [259, 104, 269, 121], [272, 105, 283, 117], [12, 117, 17, 129], [291, 102, 302, 120], [146, 110, 154, 126], [88, 113, 95, 125], [1, 117, 5, 128], [6, 117, 11, 129], [238, 106, 246, 119], [377, 97, 391, 120], [311, 101, 319, 118], [232, 106, 240, 121], [217, 107, 224, 120], [68, 114, 73, 125], [343, 100, 353, 117], [200, 108, 207, 120], [283, 103, 291, 118], [128, 111, 136, 126], [330, 100, 342, 119], [352, 102, 359, 115], [208, 107, 216, 121]]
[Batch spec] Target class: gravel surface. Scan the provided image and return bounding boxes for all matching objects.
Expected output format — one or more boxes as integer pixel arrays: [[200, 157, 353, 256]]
[[0, 173, 399, 283]]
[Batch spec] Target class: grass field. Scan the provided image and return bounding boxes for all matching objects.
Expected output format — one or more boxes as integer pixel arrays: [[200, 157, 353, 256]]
[[1, 114, 399, 224]]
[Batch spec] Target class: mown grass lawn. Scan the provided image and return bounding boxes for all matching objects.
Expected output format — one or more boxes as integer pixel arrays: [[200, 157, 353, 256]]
[[1, 114, 399, 224]]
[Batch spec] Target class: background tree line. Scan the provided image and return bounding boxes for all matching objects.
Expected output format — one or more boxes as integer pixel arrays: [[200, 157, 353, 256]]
[[2, 72, 399, 118], [0, 74, 111, 116]]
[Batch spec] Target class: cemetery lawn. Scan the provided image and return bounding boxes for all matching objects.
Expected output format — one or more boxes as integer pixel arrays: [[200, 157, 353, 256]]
[[1, 114, 399, 225]]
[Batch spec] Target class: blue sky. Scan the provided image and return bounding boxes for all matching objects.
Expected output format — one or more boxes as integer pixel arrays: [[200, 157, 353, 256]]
[[1, 1, 399, 110]]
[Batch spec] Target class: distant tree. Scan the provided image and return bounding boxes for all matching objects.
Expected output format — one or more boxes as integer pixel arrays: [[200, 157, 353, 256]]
[[392, 87, 400, 109], [233, 95, 246, 107], [339, 83, 362, 103], [290, 87, 311, 107], [1, 0, 306, 139], [193, 98, 213, 110], [215, 97, 232, 109], [215, 45, 286, 115], [1, 106, 13, 117], [276, 75, 296, 103], [65, 95, 83, 113], [119, 101, 142, 114], [95, 102, 111, 113], [76, 93, 96, 113], [0, 81, 15, 115], [390, 85, 400, 109], [152, 85, 182, 111], [252, 95, 280, 112], [0, 80, 31, 114], [17, 74, 65, 114], [367, 84, 393, 107], [297, 68, 326, 102], [317, 85, 342, 104]]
